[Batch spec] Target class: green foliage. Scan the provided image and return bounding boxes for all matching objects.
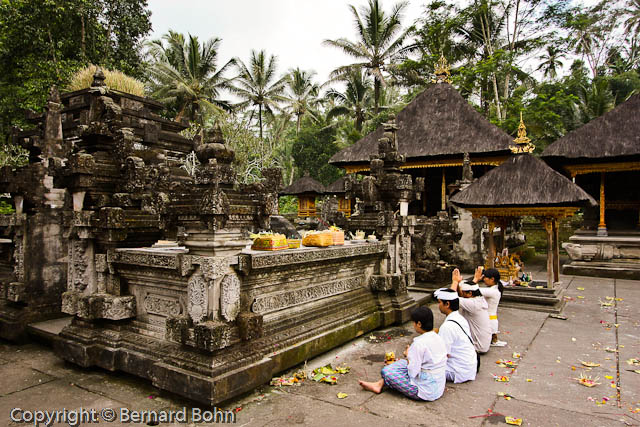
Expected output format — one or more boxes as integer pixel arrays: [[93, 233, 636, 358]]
[[0, 143, 29, 168], [0, 0, 151, 142], [231, 50, 288, 141], [0, 200, 14, 215], [291, 118, 341, 186], [278, 195, 298, 215], [147, 31, 235, 126]]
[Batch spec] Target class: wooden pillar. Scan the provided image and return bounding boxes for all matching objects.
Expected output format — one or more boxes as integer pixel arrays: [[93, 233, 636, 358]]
[[598, 172, 608, 236], [441, 168, 446, 211], [499, 219, 507, 252], [541, 218, 554, 288], [552, 217, 560, 283], [422, 169, 427, 214], [487, 219, 496, 268]]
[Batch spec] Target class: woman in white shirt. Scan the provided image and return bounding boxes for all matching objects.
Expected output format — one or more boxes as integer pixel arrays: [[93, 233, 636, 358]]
[[476, 267, 507, 347], [359, 307, 447, 401]]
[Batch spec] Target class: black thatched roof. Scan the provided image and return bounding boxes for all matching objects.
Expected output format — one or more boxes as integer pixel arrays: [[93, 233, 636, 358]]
[[280, 175, 325, 195], [542, 94, 640, 159], [329, 83, 513, 166], [450, 154, 597, 207], [326, 176, 348, 194]]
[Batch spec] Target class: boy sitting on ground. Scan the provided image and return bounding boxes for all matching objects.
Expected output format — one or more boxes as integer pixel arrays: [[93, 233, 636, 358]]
[[359, 306, 447, 401]]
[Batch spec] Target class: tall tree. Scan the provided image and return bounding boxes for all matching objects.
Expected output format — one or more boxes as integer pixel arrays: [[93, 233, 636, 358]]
[[536, 45, 566, 80], [281, 68, 321, 134], [325, 68, 373, 132], [231, 50, 288, 149], [147, 31, 235, 126], [0, 0, 151, 142], [323, 0, 412, 113]]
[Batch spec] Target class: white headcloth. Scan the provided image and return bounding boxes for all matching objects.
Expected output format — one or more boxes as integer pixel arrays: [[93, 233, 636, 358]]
[[460, 281, 480, 292], [434, 287, 458, 301]]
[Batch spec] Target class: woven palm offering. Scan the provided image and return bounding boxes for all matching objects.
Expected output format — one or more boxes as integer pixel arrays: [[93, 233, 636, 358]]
[[251, 233, 288, 251], [302, 231, 333, 247]]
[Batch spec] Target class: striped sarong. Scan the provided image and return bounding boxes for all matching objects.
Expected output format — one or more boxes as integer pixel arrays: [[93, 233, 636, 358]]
[[380, 359, 419, 399]]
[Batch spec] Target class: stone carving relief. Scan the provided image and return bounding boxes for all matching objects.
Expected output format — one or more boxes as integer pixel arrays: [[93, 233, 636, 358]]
[[563, 242, 640, 261], [251, 276, 363, 315], [187, 270, 208, 324], [12, 238, 24, 282], [144, 294, 182, 317], [220, 273, 241, 322], [71, 239, 90, 291]]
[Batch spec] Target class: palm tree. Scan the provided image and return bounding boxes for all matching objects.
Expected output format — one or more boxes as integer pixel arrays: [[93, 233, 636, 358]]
[[536, 46, 567, 80], [323, 0, 411, 114], [231, 50, 288, 145], [147, 31, 235, 126], [575, 79, 615, 124], [325, 68, 373, 132], [625, 0, 640, 37], [281, 68, 321, 134]]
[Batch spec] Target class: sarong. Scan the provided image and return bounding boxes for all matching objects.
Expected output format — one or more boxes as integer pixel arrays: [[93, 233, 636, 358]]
[[380, 359, 419, 399]]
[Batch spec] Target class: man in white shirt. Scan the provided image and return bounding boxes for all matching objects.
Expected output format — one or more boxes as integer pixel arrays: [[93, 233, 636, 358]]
[[435, 287, 478, 383], [450, 269, 492, 354]]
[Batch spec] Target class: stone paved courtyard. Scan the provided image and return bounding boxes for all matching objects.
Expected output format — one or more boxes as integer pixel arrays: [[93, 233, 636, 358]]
[[1, 272, 639, 427]]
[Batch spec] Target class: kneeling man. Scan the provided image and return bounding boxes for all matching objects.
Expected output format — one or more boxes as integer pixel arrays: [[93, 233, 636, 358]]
[[435, 287, 477, 383]]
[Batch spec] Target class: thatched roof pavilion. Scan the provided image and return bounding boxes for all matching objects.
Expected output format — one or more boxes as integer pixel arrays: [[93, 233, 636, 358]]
[[329, 83, 513, 172], [542, 94, 640, 235], [542, 94, 640, 162], [450, 154, 597, 211], [329, 81, 515, 216], [325, 176, 348, 194], [280, 174, 325, 196], [280, 174, 325, 218], [451, 117, 596, 288]]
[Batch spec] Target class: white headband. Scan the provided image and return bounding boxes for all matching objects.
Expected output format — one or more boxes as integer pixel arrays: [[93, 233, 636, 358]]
[[460, 281, 479, 292], [434, 288, 458, 301]]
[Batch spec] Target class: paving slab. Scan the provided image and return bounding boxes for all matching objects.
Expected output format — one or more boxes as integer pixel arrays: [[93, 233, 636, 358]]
[[492, 397, 622, 426], [0, 363, 56, 396]]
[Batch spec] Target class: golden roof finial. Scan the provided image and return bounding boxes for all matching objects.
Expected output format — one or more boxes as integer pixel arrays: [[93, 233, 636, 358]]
[[432, 54, 452, 84], [510, 112, 535, 154]]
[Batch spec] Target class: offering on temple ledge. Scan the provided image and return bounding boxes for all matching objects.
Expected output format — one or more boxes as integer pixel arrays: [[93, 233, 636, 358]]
[[302, 231, 334, 247], [251, 233, 289, 251]]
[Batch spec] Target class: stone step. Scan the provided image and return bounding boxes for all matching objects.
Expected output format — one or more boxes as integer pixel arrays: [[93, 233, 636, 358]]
[[26, 316, 72, 344]]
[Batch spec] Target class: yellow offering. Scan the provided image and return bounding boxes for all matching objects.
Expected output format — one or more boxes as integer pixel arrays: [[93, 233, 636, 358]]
[[251, 233, 288, 251], [329, 225, 345, 245], [302, 231, 333, 247]]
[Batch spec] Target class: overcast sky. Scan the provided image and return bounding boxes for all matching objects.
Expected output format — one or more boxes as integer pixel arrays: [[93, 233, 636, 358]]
[[147, 0, 426, 84]]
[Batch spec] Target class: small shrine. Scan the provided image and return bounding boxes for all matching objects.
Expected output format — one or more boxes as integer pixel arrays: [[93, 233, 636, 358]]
[[325, 176, 353, 217], [451, 115, 596, 311], [280, 173, 325, 217], [543, 94, 640, 279]]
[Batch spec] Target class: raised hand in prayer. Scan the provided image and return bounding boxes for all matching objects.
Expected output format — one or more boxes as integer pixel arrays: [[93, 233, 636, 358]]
[[473, 266, 484, 283], [451, 268, 463, 291]]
